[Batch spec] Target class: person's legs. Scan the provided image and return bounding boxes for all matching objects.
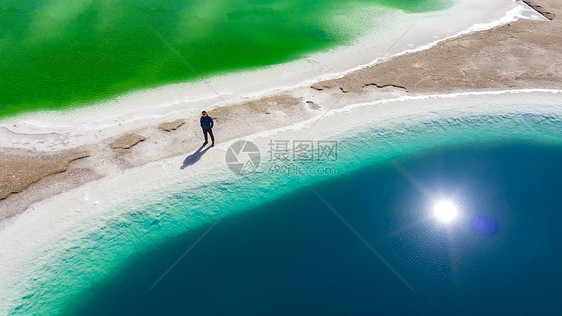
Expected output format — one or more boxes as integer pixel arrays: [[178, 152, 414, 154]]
[[203, 129, 209, 144], [209, 129, 215, 144]]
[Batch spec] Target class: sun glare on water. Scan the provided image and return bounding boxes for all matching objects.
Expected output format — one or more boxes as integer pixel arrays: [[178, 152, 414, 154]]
[[432, 200, 460, 223]]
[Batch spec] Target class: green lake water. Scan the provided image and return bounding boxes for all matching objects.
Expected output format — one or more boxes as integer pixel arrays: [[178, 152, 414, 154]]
[[0, 0, 450, 118]]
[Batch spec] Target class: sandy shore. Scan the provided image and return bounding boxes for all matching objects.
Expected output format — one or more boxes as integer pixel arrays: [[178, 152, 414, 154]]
[[1, 0, 561, 223]]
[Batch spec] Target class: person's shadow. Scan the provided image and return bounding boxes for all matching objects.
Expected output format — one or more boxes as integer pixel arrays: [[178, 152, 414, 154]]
[[180, 144, 212, 169]]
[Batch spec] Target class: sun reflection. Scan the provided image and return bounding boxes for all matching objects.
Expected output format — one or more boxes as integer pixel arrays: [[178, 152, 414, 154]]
[[432, 200, 460, 223]]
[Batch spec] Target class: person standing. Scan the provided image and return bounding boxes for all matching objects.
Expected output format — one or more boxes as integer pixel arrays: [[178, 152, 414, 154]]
[[200, 111, 215, 147]]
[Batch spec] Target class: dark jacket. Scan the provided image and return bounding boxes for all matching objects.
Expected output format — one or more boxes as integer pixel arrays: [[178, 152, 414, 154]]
[[200, 115, 214, 129]]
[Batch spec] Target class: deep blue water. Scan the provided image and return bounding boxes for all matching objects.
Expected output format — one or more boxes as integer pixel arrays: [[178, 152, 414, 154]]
[[68, 141, 562, 315]]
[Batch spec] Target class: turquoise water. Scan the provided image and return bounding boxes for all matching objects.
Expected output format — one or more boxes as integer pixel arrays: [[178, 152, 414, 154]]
[[5, 107, 561, 315], [0, 0, 450, 118], [69, 141, 562, 315]]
